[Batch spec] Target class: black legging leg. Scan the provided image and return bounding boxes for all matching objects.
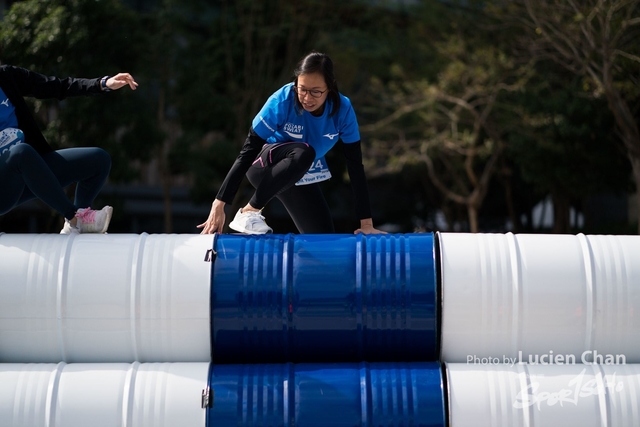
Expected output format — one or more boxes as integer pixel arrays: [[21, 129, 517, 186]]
[[0, 145, 110, 219], [246, 142, 315, 209], [245, 142, 333, 233], [276, 183, 334, 233]]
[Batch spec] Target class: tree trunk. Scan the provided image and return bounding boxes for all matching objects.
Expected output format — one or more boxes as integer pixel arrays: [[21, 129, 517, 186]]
[[162, 170, 173, 233], [604, 87, 640, 234], [607, 122, 640, 234], [441, 203, 454, 231], [157, 86, 174, 234], [552, 191, 571, 234], [631, 157, 640, 234], [501, 169, 520, 233], [467, 203, 479, 233]]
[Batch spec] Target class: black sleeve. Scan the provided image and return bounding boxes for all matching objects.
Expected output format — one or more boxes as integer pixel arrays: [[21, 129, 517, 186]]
[[216, 127, 266, 204], [9, 65, 102, 100], [342, 140, 373, 220]]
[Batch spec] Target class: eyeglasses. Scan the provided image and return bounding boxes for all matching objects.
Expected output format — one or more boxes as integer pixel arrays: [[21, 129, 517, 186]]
[[293, 86, 328, 98]]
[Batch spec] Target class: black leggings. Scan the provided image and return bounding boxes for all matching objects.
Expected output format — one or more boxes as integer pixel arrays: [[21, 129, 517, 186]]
[[246, 142, 335, 233], [0, 144, 111, 219]]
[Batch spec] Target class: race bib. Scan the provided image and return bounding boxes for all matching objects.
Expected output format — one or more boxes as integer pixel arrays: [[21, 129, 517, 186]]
[[296, 156, 332, 186], [0, 128, 24, 155]]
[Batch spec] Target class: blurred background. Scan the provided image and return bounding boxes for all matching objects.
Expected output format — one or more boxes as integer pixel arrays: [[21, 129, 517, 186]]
[[0, 0, 638, 235]]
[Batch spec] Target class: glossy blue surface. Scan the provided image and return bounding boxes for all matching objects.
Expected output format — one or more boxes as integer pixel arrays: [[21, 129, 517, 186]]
[[211, 233, 437, 363], [206, 362, 445, 427]]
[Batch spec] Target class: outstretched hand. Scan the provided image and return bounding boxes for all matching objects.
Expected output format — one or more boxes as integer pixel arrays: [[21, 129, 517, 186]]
[[107, 73, 138, 91]]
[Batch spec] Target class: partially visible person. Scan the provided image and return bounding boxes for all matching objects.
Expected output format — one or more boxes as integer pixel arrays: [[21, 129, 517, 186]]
[[198, 51, 385, 235], [0, 65, 138, 233]]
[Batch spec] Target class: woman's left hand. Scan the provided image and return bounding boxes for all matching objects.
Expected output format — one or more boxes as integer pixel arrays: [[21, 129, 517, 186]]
[[354, 218, 387, 235]]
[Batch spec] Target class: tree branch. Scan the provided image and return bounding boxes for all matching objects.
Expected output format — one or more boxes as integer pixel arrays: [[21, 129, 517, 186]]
[[420, 153, 468, 204], [611, 5, 640, 45], [360, 99, 432, 133], [612, 49, 640, 63], [525, 0, 585, 66]]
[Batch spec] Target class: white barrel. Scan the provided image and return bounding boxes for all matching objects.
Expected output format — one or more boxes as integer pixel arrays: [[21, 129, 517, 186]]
[[0, 362, 208, 427], [446, 363, 640, 427], [0, 234, 212, 362], [439, 233, 640, 363]]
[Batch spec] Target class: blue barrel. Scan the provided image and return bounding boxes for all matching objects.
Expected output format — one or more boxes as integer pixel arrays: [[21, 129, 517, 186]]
[[211, 233, 437, 363], [206, 362, 445, 427]]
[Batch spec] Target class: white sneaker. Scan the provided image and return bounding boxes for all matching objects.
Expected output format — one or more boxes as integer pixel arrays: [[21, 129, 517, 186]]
[[229, 208, 273, 234], [60, 206, 113, 234], [60, 219, 80, 234]]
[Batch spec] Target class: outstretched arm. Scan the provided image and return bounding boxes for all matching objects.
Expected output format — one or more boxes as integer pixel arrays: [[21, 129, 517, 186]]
[[4, 65, 137, 99]]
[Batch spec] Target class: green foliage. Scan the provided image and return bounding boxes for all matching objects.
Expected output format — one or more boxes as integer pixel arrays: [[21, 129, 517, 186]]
[[1, 0, 142, 73], [507, 67, 632, 198], [357, 5, 533, 231]]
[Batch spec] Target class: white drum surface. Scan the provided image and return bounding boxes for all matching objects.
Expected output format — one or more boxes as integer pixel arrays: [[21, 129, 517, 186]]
[[446, 363, 640, 427], [0, 362, 208, 427], [439, 233, 640, 363], [0, 234, 213, 362]]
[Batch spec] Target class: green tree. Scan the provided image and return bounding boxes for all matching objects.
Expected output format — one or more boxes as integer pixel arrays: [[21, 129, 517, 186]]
[[489, 0, 640, 232], [360, 32, 532, 232], [507, 67, 632, 233]]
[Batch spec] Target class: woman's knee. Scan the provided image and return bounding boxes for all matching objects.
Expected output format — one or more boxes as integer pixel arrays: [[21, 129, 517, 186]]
[[295, 143, 316, 166], [7, 142, 37, 156], [76, 147, 111, 177], [5, 143, 38, 167], [90, 147, 112, 171]]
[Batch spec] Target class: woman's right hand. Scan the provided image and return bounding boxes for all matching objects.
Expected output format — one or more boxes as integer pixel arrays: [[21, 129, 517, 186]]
[[197, 199, 226, 234]]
